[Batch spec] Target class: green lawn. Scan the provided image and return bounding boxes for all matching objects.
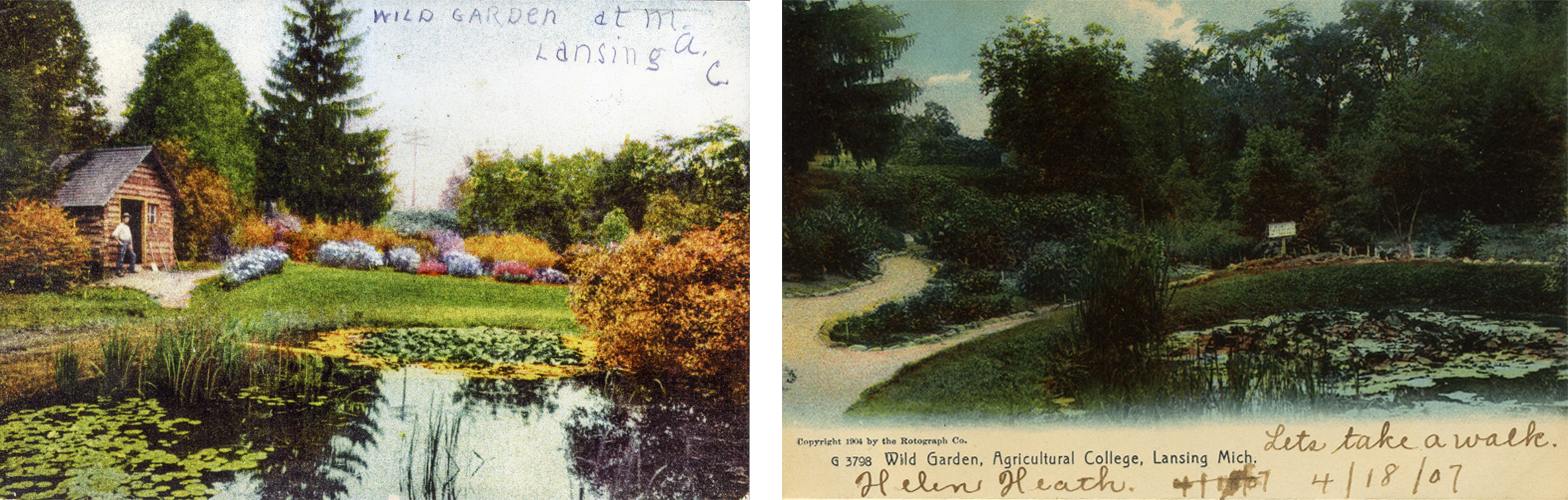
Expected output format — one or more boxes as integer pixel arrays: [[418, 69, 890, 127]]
[[188, 263, 579, 332], [0, 287, 167, 329], [849, 261, 1566, 416]]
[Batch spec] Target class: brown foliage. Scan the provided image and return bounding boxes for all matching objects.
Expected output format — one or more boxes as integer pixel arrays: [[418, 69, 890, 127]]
[[0, 199, 94, 291], [568, 213, 748, 399], [156, 140, 243, 261]]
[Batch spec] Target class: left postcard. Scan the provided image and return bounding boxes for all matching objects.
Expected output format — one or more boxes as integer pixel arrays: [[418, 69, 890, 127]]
[[0, 1, 749, 498]]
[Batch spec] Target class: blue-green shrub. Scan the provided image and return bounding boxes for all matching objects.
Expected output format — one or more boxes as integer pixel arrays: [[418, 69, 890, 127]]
[[441, 251, 484, 277], [387, 247, 420, 273], [379, 209, 460, 236], [222, 247, 288, 285], [315, 240, 385, 270]]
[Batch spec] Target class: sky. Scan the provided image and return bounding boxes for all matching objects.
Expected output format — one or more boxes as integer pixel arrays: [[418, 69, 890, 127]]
[[73, 0, 750, 209], [884, 0, 1346, 139]]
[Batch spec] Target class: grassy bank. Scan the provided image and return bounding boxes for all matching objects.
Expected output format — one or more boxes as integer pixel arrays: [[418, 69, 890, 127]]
[[848, 261, 1566, 416], [189, 263, 578, 332], [0, 287, 166, 329]]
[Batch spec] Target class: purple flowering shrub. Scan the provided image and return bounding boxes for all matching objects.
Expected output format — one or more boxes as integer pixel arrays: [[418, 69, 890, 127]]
[[426, 229, 466, 255], [533, 267, 570, 284]]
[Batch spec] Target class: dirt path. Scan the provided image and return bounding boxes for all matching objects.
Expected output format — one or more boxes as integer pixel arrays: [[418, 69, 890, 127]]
[[782, 257, 1050, 427], [97, 269, 222, 308]]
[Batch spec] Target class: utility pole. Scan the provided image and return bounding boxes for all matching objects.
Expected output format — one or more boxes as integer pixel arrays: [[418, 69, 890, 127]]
[[402, 129, 430, 208]]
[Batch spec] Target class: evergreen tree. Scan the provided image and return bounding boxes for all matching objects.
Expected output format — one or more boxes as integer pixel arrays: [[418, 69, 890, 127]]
[[0, 0, 110, 201], [783, 0, 918, 173], [257, 0, 391, 224], [120, 11, 258, 201]]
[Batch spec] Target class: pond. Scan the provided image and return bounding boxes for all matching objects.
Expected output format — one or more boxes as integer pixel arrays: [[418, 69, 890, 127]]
[[1155, 309, 1568, 418], [0, 364, 747, 500]]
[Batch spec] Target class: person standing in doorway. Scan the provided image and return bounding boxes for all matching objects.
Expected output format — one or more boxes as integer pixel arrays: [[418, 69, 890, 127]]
[[113, 213, 136, 276]]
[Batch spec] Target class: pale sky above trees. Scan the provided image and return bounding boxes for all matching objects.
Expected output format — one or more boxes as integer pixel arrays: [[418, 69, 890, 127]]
[[886, 0, 1343, 138], [74, 0, 749, 209]]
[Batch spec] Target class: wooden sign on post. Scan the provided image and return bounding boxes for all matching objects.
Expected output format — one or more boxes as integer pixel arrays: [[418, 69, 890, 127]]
[[1268, 221, 1297, 256]]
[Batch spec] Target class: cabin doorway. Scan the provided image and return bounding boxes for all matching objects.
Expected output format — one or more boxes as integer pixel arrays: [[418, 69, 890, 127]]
[[119, 198, 143, 265]]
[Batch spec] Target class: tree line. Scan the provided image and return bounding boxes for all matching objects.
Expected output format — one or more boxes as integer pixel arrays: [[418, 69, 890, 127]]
[[787, 1, 1565, 254]]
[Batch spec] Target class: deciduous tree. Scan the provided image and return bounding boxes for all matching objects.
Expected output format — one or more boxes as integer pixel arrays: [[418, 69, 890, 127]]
[[979, 17, 1130, 195], [0, 1, 110, 201], [120, 11, 258, 201], [155, 140, 242, 261]]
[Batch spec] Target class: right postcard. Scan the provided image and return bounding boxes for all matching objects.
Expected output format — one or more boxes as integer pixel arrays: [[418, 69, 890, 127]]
[[780, 1, 1567, 498]]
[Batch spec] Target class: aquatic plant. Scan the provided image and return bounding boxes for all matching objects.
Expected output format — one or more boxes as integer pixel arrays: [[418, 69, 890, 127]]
[[0, 397, 266, 499], [53, 344, 80, 393], [1164, 310, 1566, 406], [1075, 231, 1171, 388], [403, 410, 466, 500], [98, 330, 137, 396], [356, 327, 582, 366]]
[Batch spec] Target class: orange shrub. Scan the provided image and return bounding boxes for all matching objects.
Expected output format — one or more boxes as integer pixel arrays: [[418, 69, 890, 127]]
[[568, 213, 748, 399], [0, 200, 94, 292], [233, 218, 275, 249], [465, 233, 561, 268], [279, 231, 312, 262]]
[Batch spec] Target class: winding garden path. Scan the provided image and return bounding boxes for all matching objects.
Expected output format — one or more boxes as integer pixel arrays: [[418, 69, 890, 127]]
[[97, 269, 221, 308], [782, 256, 1049, 426]]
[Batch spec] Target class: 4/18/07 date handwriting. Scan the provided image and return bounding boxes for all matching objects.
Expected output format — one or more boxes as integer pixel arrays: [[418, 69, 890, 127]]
[[1312, 457, 1461, 497]]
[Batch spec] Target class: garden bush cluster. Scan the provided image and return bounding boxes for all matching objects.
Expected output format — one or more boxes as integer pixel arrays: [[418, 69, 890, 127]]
[[219, 206, 575, 285], [783, 202, 902, 279], [828, 267, 1020, 347], [465, 233, 560, 268], [0, 200, 94, 292], [569, 212, 748, 399], [222, 247, 288, 285], [314, 240, 384, 270]]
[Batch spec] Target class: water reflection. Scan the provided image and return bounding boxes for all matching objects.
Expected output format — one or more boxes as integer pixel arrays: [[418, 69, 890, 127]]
[[566, 381, 750, 500], [203, 367, 747, 500]]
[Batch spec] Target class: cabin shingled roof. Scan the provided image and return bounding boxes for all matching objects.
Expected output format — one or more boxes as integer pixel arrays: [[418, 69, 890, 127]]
[[50, 146, 162, 207]]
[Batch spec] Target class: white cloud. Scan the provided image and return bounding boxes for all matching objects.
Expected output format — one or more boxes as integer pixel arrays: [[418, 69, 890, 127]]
[[1123, 0, 1201, 46], [923, 70, 972, 88]]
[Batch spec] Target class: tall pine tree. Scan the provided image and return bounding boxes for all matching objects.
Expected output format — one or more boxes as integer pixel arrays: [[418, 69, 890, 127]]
[[0, 1, 111, 201], [120, 11, 258, 201], [257, 0, 391, 223]]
